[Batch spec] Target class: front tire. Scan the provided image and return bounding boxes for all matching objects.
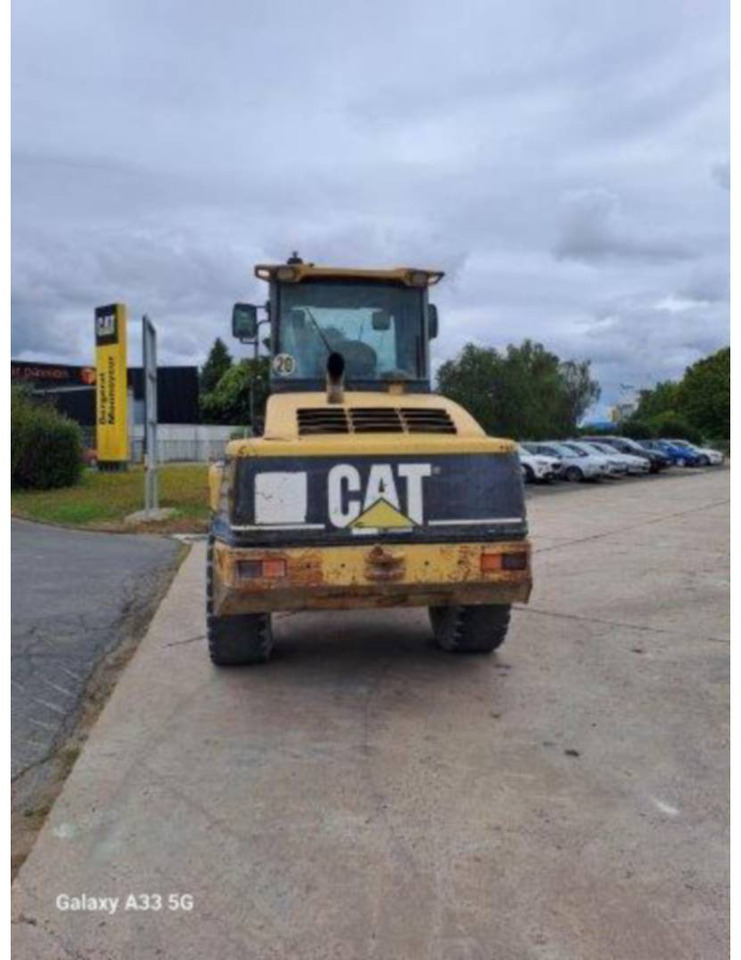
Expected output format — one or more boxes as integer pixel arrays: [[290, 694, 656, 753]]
[[206, 536, 273, 665], [522, 465, 534, 484], [429, 604, 511, 654], [565, 465, 583, 482]]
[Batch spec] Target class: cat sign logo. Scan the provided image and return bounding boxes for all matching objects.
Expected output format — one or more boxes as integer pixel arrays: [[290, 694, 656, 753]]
[[94, 303, 128, 465]]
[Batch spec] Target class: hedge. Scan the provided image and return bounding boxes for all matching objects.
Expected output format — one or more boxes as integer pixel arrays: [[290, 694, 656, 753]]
[[11, 387, 84, 490]]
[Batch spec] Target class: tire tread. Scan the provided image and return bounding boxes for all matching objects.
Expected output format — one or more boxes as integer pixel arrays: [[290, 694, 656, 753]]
[[430, 604, 511, 654]]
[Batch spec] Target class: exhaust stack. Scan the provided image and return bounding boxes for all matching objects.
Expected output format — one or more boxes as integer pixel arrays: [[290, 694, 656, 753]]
[[326, 352, 345, 405]]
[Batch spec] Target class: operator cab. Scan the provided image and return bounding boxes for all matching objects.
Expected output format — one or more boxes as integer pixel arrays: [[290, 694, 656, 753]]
[[233, 255, 443, 395]]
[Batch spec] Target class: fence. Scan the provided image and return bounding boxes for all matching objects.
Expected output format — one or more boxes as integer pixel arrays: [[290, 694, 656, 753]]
[[129, 436, 230, 464]]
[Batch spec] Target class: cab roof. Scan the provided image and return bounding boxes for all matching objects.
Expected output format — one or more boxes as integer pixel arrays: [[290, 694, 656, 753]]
[[254, 262, 444, 287]]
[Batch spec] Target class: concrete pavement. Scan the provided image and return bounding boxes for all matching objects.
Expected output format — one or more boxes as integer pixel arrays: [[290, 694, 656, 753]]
[[12, 469, 729, 959]]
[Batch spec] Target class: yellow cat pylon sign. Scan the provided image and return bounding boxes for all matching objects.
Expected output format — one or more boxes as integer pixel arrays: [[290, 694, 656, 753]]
[[94, 303, 128, 466]]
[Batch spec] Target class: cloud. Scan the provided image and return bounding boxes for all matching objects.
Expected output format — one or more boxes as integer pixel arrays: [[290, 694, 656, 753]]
[[678, 265, 729, 304], [11, 0, 729, 408], [711, 160, 730, 190], [553, 188, 696, 264], [545, 291, 729, 399]]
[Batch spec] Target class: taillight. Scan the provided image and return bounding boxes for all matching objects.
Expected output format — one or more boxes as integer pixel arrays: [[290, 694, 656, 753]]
[[481, 551, 528, 573], [262, 559, 287, 578], [480, 553, 502, 572], [238, 558, 287, 580], [502, 552, 528, 571]]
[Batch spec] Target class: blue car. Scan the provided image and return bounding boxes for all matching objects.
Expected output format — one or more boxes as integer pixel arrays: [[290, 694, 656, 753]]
[[639, 439, 703, 467]]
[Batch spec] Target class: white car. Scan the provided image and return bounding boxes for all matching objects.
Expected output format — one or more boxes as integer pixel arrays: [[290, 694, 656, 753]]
[[665, 439, 724, 466], [516, 445, 561, 483], [562, 441, 626, 478], [579, 440, 650, 475], [528, 441, 604, 482]]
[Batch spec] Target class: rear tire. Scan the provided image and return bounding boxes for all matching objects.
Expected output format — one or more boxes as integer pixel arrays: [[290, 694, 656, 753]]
[[206, 536, 273, 665], [565, 465, 583, 482], [698, 455, 709, 466], [522, 465, 534, 484], [429, 604, 511, 654]]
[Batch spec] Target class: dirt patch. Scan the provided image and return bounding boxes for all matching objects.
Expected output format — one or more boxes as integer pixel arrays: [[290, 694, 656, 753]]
[[94, 515, 210, 535]]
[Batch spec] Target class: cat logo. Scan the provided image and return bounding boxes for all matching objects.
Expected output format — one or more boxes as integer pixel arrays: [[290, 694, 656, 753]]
[[328, 463, 431, 532], [349, 497, 415, 534]]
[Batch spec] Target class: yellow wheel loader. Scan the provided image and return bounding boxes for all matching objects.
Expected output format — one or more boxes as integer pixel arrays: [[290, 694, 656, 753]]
[[207, 255, 532, 664]]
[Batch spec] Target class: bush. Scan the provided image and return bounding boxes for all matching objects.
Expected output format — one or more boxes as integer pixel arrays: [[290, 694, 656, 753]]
[[646, 411, 703, 446], [619, 419, 655, 440], [12, 388, 84, 490]]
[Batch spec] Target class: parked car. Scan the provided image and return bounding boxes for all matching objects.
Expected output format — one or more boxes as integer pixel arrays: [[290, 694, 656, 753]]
[[664, 439, 724, 466], [638, 439, 704, 467], [562, 441, 627, 478], [578, 440, 650, 475], [516, 444, 562, 483], [582, 435, 670, 473], [526, 441, 604, 482]]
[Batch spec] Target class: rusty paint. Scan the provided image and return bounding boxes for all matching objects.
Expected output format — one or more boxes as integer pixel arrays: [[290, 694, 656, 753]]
[[216, 581, 531, 615], [364, 545, 406, 582], [212, 538, 531, 616]]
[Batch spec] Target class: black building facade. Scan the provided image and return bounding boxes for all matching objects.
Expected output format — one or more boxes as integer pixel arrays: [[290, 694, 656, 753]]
[[11, 360, 200, 425]]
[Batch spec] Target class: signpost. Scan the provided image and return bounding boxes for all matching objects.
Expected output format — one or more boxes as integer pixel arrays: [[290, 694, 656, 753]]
[[142, 315, 159, 514], [94, 303, 128, 469]]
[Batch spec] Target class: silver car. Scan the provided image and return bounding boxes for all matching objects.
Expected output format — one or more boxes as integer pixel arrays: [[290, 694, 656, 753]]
[[562, 441, 626, 478], [527, 441, 604, 482], [579, 440, 650, 475]]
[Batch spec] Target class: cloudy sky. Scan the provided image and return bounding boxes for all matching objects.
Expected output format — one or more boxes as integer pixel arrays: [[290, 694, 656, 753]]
[[12, 0, 729, 412]]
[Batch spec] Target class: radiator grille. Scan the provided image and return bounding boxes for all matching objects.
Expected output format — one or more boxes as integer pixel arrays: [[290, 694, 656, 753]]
[[296, 408, 350, 435], [399, 408, 456, 434], [296, 407, 457, 436]]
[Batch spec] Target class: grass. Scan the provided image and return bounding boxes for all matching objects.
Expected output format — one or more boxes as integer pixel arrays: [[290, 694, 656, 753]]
[[11, 463, 211, 532]]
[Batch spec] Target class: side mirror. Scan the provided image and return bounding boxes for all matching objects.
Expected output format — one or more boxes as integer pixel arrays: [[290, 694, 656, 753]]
[[428, 304, 439, 339], [232, 303, 258, 341], [371, 309, 391, 331]]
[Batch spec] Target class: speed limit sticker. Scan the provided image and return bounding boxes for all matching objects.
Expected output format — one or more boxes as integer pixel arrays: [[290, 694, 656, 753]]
[[272, 353, 296, 376]]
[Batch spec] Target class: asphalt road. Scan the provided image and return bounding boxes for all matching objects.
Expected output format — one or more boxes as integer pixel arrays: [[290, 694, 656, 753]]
[[11, 521, 181, 785], [12, 468, 729, 960]]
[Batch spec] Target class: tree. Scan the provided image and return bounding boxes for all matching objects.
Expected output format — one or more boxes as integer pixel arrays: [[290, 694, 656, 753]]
[[677, 346, 729, 439], [200, 338, 233, 395], [619, 419, 654, 440], [435, 340, 600, 439], [633, 380, 680, 422], [200, 358, 270, 430], [646, 411, 703, 446], [436, 344, 503, 436], [557, 360, 602, 434]]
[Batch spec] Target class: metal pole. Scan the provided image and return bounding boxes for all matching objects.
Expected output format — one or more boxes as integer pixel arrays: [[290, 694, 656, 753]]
[[250, 335, 257, 437], [142, 315, 158, 513]]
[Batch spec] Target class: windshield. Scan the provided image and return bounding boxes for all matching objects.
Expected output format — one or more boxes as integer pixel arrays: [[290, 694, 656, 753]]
[[276, 281, 425, 382], [546, 443, 580, 458], [562, 442, 590, 458]]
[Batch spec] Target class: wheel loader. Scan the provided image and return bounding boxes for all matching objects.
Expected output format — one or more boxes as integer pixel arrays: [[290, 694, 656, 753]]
[[207, 255, 532, 664]]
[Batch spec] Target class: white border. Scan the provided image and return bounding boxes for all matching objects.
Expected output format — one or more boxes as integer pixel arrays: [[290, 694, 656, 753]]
[[729, 0, 738, 952]]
